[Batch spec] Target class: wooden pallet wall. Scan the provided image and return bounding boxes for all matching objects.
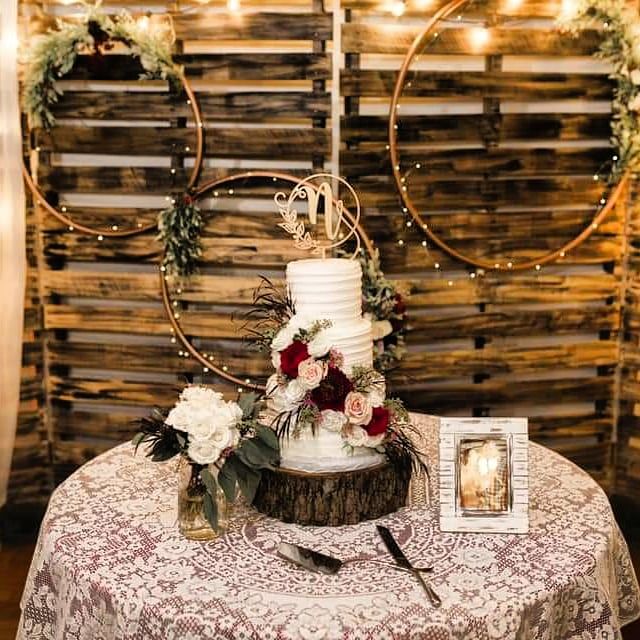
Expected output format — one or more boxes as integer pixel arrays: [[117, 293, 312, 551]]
[[9, 0, 638, 510]]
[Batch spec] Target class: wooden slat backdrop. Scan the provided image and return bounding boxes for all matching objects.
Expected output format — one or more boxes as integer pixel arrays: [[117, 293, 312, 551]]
[[9, 0, 640, 512], [341, 0, 623, 488]]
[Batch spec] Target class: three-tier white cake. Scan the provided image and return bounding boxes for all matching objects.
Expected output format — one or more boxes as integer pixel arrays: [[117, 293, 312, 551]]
[[270, 257, 386, 473]]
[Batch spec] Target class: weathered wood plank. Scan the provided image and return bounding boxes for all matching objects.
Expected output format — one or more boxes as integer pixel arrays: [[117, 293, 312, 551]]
[[342, 114, 612, 144], [341, 147, 613, 178], [390, 342, 617, 384], [35, 127, 330, 158], [342, 24, 601, 55], [397, 377, 613, 410], [342, 70, 612, 99], [407, 306, 620, 341], [53, 91, 330, 121]]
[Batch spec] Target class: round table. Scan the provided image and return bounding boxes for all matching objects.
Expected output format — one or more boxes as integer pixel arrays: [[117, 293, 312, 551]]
[[18, 414, 640, 640]]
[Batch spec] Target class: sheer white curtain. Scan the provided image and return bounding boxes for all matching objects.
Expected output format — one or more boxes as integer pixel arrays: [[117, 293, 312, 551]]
[[0, 0, 26, 508]]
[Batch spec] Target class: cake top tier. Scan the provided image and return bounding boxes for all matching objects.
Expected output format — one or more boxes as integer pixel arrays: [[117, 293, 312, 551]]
[[287, 258, 362, 321]]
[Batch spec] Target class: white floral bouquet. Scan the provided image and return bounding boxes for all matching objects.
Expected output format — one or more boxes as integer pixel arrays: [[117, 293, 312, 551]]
[[134, 385, 279, 529]]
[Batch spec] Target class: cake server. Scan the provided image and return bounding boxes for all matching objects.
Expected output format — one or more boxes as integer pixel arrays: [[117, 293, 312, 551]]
[[277, 542, 343, 575], [376, 525, 442, 608]]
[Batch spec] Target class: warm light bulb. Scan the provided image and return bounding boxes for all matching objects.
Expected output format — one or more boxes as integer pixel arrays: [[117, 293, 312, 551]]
[[505, 0, 522, 9], [390, 0, 406, 17], [470, 26, 490, 50], [560, 0, 577, 18], [227, 0, 241, 12], [137, 15, 150, 31], [414, 0, 432, 8]]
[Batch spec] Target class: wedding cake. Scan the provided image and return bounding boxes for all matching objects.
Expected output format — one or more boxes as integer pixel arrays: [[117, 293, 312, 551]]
[[251, 173, 419, 526], [271, 257, 385, 473]]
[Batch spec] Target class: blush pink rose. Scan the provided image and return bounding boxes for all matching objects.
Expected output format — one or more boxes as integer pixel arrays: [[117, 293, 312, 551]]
[[297, 357, 326, 390], [344, 391, 373, 426]]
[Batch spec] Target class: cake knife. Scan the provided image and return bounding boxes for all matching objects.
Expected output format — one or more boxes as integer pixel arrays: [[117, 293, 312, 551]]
[[376, 525, 442, 608]]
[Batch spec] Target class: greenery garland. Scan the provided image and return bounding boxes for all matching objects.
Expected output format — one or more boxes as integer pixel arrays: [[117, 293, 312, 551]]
[[559, 0, 640, 181], [23, 2, 181, 130], [359, 250, 407, 372], [158, 194, 203, 277]]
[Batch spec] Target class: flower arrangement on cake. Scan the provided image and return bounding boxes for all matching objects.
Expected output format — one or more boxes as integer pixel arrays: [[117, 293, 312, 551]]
[[245, 276, 425, 477], [133, 385, 279, 538]]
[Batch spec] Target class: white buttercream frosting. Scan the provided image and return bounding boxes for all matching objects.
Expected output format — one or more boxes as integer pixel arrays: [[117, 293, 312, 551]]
[[279, 428, 385, 472], [287, 258, 373, 374]]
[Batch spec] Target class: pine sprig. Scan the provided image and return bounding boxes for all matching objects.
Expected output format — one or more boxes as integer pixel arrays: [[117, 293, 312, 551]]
[[157, 195, 203, 277]]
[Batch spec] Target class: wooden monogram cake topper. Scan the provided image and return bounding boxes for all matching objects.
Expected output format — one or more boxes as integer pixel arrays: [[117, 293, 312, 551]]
[[274, 173, 362, 259]]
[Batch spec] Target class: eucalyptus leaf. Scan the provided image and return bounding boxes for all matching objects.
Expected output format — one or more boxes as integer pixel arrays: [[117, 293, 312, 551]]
[[218, 460, 238, 502], [236, 439, 274, 470], [255, 426, 279, 451], [238, 392, 260, 420], [203, 492, 219, 531], [200, 468, 218, 495]]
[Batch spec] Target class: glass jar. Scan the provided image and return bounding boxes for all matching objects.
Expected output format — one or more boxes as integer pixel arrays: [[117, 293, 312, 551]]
[[177, 457, 229, 540]]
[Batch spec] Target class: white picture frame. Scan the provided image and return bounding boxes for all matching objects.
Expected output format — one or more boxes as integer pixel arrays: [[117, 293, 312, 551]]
[[439, 417, 529, 534]]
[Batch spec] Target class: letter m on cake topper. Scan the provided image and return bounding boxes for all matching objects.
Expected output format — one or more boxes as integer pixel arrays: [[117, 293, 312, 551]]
[[274, 173, 362, 259]]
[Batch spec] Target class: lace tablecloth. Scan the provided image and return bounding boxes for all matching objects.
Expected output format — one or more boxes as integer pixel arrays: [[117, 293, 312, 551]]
[[18, 414, 640, 640]]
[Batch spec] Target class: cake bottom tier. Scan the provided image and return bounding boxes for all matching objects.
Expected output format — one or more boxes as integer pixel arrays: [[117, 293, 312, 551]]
[[252, 462, 411, 526]]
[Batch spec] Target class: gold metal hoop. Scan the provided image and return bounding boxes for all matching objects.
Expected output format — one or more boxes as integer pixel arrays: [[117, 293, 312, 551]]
[[23, 74, 204, 238], [388, 0, 629, 271], [161, 171, 376, 391]]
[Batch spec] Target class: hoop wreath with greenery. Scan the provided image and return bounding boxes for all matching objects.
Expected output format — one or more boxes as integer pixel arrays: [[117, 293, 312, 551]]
[[21, 3, 204, 238], [388, 0, 631, 272], [159, 172, 407, 388]]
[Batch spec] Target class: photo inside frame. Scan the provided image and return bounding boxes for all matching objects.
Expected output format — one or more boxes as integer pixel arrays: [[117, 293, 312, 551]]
[[457, 436, 511, 514]]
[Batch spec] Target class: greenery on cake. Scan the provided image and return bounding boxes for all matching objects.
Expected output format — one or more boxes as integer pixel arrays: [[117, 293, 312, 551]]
[[133, 386, 279, 530]]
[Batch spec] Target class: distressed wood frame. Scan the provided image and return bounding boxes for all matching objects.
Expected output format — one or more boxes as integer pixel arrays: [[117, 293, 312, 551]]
[[439, 417, 529, 534]]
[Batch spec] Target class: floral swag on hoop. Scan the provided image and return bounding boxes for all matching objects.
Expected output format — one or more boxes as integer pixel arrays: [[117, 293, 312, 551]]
[[22, 1, 181, 130], [560, 0, 640, 181]]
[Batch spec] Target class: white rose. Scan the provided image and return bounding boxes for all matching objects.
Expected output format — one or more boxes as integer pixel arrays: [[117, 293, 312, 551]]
[[308, 331, 333, 358], [186, 408, 216, 440], [208, 423, 239, 450], [180, 385, 223, 406], [631, 69, 640, 85], [368, 373, 386, 408], [271, 350, 281, 371], [271, 324, 295, 352], [165, 402, 192, 432], [319, 410, 347, 432], [372, 319, 393, 341], [266, 373, 280, 395], [344, 425, 369, 448], [187, 439, 222, 465], [344, 391, 373, 426], [283, 378, 307, 410], [213, 400, 243, 430], [630, 94, 640, 112], [297, 357, 326, 390]]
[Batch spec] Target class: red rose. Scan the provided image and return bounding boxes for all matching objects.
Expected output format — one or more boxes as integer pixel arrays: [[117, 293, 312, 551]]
[[310, 366, 353, 411], [279, 340, 309, 379], [365, 406, 390, 436], [391, 294, 406, 333], [393, 293, 406, 317]]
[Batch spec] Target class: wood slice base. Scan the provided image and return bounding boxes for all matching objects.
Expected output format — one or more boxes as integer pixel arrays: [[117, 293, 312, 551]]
[[252, 462, 411, 526]]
